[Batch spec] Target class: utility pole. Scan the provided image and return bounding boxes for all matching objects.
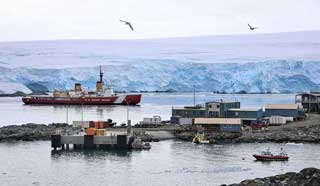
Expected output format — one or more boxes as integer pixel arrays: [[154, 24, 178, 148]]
[[66, 106, 69, 124], [81, 104, 84, 125], [127, 104, 129, 125], [193, 85, 196, 106], [125, 98, 132, 136]]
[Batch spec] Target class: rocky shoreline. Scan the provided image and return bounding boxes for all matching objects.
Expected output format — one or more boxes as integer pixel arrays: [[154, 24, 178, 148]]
[[174, 115, 320, 143], [1, 116, 320, 144], [233, 125, 320, 143], [222, 167, 320, 186], [0, 123, 162, 142], [174, 124, 320, 144]]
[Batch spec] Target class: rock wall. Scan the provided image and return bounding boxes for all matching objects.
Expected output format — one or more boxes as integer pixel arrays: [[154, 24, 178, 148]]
[[0, 123, 76, 142], [222, 167, 320, 186]]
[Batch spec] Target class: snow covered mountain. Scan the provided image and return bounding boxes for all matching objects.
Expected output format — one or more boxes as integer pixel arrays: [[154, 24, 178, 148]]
[[0, 31, 320, 94]]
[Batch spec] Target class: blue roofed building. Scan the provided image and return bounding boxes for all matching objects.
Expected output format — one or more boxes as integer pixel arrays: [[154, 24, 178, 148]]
[[264, 104, 305, 120]]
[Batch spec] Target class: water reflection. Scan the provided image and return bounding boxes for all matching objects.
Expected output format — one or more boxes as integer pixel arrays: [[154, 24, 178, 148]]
[[1, 140, 320, 186], [51, 149, 133, 158]]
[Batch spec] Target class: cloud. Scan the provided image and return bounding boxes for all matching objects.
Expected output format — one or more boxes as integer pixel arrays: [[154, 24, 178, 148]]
[[0, 0, 319, 41]]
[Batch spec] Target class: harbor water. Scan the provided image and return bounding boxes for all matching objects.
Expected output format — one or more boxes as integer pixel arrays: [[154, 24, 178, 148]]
[[0, 93, 319, 186], [0, 140, 320, 186], [0, 92, 295, 126]]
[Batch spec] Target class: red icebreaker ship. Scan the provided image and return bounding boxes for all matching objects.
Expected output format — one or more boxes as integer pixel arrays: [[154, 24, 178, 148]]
[[22, 67, 142, 105]]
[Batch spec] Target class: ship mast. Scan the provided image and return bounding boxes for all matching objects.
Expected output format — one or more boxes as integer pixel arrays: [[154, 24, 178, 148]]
[[100, 65, 104, 83], [96, 65, 104, 93]]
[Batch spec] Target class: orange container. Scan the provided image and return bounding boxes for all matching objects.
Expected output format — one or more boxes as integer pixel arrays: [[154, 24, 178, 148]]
[[90, 121, 112, 129], [85, 128, 96, 135]]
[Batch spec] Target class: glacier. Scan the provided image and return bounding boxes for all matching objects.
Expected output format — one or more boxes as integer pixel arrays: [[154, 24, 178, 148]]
[[0, 31, 320, 94]]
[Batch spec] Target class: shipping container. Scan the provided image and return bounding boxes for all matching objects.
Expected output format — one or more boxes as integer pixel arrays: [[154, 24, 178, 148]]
[[72, 121, 90, 128], [140, 116, 162, 125], [269, 116, 287, 125], [178, 118, 193, 125], [95, 129, 106, 136], [285, 117, 294, 122]]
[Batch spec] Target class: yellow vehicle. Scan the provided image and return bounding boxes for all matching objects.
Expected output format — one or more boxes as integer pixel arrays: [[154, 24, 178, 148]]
[[192, 133, 213, 144]]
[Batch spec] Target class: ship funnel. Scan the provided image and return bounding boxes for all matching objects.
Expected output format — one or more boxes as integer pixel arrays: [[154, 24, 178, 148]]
[[75, 83, 82, 92], [96, 81, 103, 92]]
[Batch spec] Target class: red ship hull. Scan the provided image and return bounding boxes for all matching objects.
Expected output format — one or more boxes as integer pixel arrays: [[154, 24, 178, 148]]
[[22, 94, 142, 105], [253, 154, 289, 161]]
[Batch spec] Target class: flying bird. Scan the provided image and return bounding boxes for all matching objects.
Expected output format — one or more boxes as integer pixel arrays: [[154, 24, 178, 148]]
[[248, 24, 258, 31], [120, 20, 134, 31]]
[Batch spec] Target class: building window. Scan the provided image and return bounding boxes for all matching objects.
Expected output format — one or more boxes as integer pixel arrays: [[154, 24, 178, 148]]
[[235, 112, 239, 116]]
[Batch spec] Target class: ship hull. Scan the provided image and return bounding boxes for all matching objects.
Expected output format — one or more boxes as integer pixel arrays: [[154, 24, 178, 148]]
[[253, 154, 289, 161], [22, 94, 142, 105]]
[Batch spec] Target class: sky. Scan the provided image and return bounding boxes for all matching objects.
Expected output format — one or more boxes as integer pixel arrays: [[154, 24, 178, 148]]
[[0, 0, 320, 41]]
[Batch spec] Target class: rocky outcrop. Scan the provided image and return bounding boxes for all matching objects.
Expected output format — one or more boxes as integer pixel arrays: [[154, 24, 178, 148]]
[[175, 131, 242, 142], [0, 123, 76, 142], [145, 131, 175, 140], [0, 91, 26, 97], [208, 132, 242, 142], [222, 167, 320, 186], [133, 131, 161, 142], [174, 131, 195, 141]]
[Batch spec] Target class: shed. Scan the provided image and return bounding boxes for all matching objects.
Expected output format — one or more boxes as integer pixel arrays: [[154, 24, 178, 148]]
[[193, 118, 242, 132], [264, 104, 302, 119]]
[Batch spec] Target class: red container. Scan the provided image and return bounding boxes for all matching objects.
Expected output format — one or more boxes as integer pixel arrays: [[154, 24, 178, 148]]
[[94, 122, 99, 129], [99, 122, 104, 129]]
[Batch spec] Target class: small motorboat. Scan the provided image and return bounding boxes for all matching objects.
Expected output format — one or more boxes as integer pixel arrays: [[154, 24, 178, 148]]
[[253, 148, 289, 161]]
